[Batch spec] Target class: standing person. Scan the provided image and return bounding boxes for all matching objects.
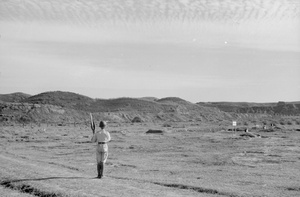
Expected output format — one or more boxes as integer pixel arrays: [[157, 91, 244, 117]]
[[91, 121, 111, 179]]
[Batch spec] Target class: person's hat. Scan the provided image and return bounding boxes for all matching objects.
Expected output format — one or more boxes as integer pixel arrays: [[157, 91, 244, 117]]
[[99, 121, 107, 128]]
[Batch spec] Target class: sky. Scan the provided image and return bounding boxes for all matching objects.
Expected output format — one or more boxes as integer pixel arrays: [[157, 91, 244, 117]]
[[0, 0, 299, 103]]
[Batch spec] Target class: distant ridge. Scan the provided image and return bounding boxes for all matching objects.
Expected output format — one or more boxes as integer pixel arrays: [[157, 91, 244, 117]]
[[197, 101, 300, 115], [156, 97, 191, 104], [0, 92, 31, 103], [139, 97, 158, 102], [0, 91, 299, 124], [0, 91, 230, 123], [24, 91, 95, 111]]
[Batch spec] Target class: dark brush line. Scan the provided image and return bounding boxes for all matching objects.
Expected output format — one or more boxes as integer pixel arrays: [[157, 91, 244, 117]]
[[152, 182, 244, 197], [0, 180, 63, 197]]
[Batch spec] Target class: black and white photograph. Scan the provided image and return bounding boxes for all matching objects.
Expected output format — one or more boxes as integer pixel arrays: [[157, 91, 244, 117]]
[[0, 0, 300, 196]]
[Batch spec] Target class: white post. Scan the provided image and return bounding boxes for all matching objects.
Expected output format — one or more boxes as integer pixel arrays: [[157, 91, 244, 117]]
[[232, 121, 237, 132]]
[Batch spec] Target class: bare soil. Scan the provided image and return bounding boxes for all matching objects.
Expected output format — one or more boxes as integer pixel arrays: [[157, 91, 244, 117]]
[[0, 123, 299, 197]]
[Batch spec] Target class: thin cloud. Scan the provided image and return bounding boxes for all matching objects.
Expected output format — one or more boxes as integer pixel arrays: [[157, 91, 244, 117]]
[[0, 0, 299, 102]]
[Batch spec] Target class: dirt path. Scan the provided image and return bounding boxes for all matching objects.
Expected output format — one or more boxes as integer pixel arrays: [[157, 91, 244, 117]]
[[0, 153, 212, 197]]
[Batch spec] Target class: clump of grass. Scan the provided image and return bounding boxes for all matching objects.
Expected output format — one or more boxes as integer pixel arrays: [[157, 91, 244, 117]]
[[0, 180, 64, 197], [286, 186, 300, 191], [162, 123, 172, 127], [131, 116, 143, 123]]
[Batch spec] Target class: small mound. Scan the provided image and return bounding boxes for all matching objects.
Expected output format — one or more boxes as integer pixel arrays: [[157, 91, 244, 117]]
[[146, 129, 165, 134], [240, 132, 261, 138], [261, 128, 275, 132], [131, 116, 143, 123]]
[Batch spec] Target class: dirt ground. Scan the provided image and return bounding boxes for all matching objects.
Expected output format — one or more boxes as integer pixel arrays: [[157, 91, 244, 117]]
[[0, 122, 300, 197]]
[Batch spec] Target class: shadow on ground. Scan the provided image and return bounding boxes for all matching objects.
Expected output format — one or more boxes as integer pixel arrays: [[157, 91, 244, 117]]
[[1, 176, 89, 184]]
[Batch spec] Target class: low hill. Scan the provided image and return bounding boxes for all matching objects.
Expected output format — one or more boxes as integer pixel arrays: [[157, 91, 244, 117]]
[[197, 101, 300, 115], [139, 97, 158, 102], [23, 91, 95, 110], [23, 92, 165, 113], [0, 92, 31, 103], [0, 91, 231, 124], [1, 91, 299, 125], [93, 98, 164, 113], [156, 97, 190, 104]]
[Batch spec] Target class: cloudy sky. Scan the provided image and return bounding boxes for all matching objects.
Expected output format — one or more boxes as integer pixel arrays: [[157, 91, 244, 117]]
[[0, 0, 299, 102]]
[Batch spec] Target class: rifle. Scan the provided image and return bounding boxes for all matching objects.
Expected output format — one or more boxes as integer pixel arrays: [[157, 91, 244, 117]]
[[90, 113, 95, 134]]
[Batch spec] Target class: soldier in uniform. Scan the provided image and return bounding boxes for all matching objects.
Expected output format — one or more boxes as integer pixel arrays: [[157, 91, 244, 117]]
[[91, 121, 111, 178]]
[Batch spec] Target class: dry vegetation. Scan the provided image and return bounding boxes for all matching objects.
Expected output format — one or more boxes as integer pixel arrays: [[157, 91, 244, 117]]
[[0, 121, 300, 197], [1, 92, 300, 196]]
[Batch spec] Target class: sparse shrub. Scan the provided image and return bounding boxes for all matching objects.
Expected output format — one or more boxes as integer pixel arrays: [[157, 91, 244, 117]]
[[146, 129, 164, 134], [243, 122, 248, 126], [287, 121, 293, 125], [131, 116, 143, 123], [19, 115, 31, 123], [280, 122, 285, 125], [163, 123, 172, 127]]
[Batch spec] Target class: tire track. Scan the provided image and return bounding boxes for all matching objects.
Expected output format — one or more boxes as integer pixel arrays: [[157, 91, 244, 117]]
[[109, 175, 249, 197]]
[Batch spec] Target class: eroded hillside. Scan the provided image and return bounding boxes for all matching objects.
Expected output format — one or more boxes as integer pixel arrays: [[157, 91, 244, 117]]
[[0, 91, 232, 124], [197, 101, 300, 115]]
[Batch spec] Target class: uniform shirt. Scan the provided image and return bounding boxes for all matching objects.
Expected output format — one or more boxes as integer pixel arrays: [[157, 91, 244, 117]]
[[91, 129, 111, 152], [92, 129, 111, 143]]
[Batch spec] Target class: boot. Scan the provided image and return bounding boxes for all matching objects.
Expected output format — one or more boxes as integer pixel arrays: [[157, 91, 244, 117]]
[[97, 163, 102, 178], [100, 162, 104, 178]]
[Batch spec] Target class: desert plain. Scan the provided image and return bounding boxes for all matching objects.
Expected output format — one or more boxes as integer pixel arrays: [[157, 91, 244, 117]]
[[1, 121, 300, 197], [1, 0, 300, 196]]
